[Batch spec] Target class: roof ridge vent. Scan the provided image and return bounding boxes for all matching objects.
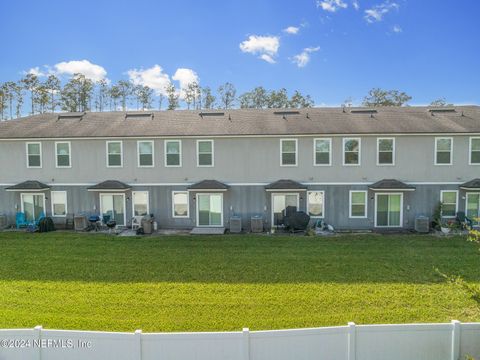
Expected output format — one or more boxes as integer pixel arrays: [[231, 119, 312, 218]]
[[350, 108, 377, 114], [273, 110, 300, 116], [125, 112, 154, 120], [199, 112, 225, 117], [428, 107, 456, 114], [57, 112, 86, 121]]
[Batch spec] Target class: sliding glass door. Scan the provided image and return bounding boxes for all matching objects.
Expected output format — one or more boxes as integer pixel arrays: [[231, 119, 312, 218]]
[[272, 193, 299, 226], [375, 193, 402, 227], [21, 193, 45, 222], [466, 193, 480, 226], [197, 193, 223, 227], [100, 193, 126, 226]]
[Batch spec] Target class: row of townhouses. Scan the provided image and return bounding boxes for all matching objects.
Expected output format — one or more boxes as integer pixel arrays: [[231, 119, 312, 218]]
[[0, 106, 479, 231]]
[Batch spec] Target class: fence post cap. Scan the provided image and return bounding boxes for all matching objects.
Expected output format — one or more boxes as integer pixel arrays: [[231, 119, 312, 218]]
[[348, 322, 356, 327], [34, 325, 43, 330], [135, 329, 142, 334], [451, 320, 460, 324], [242, 327, 249, 332]]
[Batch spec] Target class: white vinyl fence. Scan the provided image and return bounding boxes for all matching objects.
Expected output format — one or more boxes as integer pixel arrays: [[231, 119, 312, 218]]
[[0, 321, 479, 360]]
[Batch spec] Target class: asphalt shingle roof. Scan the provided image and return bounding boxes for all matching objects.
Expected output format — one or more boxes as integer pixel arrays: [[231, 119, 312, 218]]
[[188, 180, 230, 190], [460, 178, 480, 189], [0, 106, 479, 139], [5, 180, 50, 191], [87, 180, 131, 190], [369, 179, 416, 191]]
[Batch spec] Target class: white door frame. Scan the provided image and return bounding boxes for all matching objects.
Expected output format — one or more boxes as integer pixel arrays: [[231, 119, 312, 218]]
[[466, 192, 480, 224], [20, 193, 46, 219], [195, 193, 224, 227], [99, 193, 126, 226], [374, 192, 404, 228], [271, 192, 300, 226]]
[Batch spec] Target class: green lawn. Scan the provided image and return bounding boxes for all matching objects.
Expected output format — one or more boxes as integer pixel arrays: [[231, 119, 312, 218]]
[[0, 232, 479, 332]]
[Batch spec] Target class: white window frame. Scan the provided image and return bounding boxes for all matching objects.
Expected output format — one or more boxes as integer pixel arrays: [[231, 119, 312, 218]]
[[165, 140, 182, 167], [466, 193, 480, 226], [313, 138, 332, 166], [376, 137, 395, 166], [99, 193, 126, 226], [196, 139, 214, 167], [342, 137, 361, 166], [271, 193, 300, 226], [307, 191, 325, 218], [434, 137, 453, 166], [374, 192, 403, 228], [55, 141, 71, 168], [440, 190, 458, 218], [20, 193, 46, 218], [137, 140, 154, 168], [132, 191, 150, 217], [106, 141, 123, 168], [172, 191, 190, 218], [26, 142, 42, 168], [469, 137, 480, 165], [349, 190, 368, 218], [195, 193, 224, 227], [280, 138, 298, 167], [51, 190, 68, 217]]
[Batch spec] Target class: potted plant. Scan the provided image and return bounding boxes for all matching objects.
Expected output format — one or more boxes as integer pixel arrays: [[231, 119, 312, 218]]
[[440, 221, 451, 234]]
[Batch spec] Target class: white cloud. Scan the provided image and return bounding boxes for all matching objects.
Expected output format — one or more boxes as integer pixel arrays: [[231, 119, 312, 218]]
[[127, 65, 171, 96], [172, 68, 199, 92], [291, 46, 320, 68], [54, 60, 107, 81], [283, 26, 300, 35], [239, 35, 280, 63], [352, 0, 360, 10], [317, 0, 348, 12], [26, 66, 47, 77], [364, 1, 399, 23], [392, 24, 402, 33]]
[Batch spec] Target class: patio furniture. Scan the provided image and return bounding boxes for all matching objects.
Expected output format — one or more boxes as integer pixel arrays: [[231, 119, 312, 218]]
[[456, 211, 473, 229], [16, 212, 28, 229], [88, 215, 101, 231], [34, 212, 45, 227], [284, 211, 310, 232], [106, 220, 117, 233], [131, 216, 144, 231]]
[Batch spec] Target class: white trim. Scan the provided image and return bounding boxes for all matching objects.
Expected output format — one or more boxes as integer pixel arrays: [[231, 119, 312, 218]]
[[50, 190, 68, 217], [434, 137, 453, 166], [196, 139, 214, 167], [271, 193, 300, 226], [307, 190, 325, 218], [313, 138, 332, 166], [172, 191, 190, 218], [20, 192, 46, 219], [55, 141, 71, 168], [137, 140, 154, 168], [99, 192, 126, 226], [165, 140, 182, 167], [188, 188, 228, 192], [374, 192, 404, 228], [342, 137, 361, 166], [376, 137, 395, 166], [440, 190, 458, 218], [280, 138, 298, 167], [87, 188, 130, 192], [265, 188, 307, 192], [26, 142, 42, 168], [369, 188, 416, 192], [132, 191, 150, 217], [349, 190, 368, 218], [469, 137, 480, 165], [195, 193, 224, 227], [106, 140, 123, 168]]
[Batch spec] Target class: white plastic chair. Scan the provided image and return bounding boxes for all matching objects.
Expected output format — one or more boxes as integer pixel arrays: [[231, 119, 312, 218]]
[[131, 216, 144, 231]]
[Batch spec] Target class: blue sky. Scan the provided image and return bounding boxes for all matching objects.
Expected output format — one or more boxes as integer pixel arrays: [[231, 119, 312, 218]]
[[1, 0, 479, 106]]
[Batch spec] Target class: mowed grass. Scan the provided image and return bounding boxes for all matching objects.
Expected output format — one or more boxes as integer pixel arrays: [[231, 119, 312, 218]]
[[0, 232, 479, 332]]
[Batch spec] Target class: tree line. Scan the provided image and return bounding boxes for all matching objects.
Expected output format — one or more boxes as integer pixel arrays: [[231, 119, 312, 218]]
[[0, 73, 316, 120]]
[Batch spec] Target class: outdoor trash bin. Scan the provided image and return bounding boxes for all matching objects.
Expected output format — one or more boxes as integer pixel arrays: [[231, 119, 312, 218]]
[[141, 219, 153, 234]]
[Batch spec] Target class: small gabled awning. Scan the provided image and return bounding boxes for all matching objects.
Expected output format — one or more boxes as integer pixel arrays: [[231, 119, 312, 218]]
[[265, 179, 307, 192], [460, 178, 480, 190], [87, 180, 131, 192], [5, 180, 50, 192], [188, 180, 230, 192], [369, 179, 416, 191]]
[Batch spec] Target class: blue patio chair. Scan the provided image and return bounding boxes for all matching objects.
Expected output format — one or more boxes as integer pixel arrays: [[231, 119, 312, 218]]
[[16, 212, 28, 229]]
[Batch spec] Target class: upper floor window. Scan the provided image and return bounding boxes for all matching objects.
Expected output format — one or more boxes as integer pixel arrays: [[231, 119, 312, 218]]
[[197, 140, 214, 167], [314, 138, 331, 166], [377, 138, 395, 166], [343, 138, 360, 166], [435, 137, 452, 165], [307, 191, 324, 218], [349, 190, 367, 218], [51, 191, 67, 217], [106, 141, 123, 167], [55, 141, 71, 168], [137, 141, 154, 167], [26, 142, 42, 168], [165, 140, 182, 167], [470, 137, 480, 165], [440, 190, 458, 218], [280, 139, 297, 166]]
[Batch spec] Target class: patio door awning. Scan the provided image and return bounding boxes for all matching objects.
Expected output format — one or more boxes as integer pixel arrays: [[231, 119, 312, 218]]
[[5, 180, 50, 192], [460, 178, 480, 191], [265, 179, 307, 192], [87, 180, 131, 192], [188, 180, 230, 192], [368, 179, 416, 192]]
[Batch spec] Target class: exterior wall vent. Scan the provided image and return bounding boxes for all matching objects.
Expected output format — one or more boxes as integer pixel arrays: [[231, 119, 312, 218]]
[[125, 112, 154, 120]]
